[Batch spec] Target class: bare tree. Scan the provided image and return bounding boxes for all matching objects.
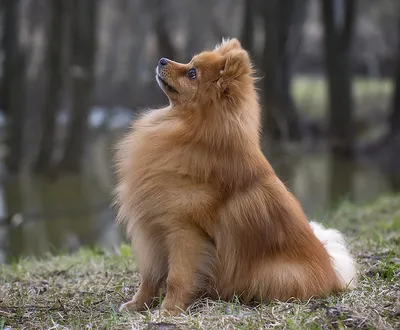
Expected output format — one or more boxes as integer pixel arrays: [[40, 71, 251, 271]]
[[241, 0, 255, 53], [2, 0, 26, 172], [34, 0, 66, 173], [321, 0, 357, 157], [0, 0, 19, 115], [389, 18, 400, 138], [390, 62, 400, 138], [149, 0, 177, 60], [184, 0, 215, 59], [0, 0, 14, 112], [6, 55, 26, 172], [261, 0, 303, 141], [57, 0, 98, 172]]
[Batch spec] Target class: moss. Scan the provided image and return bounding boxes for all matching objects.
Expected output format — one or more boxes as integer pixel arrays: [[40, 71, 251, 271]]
[[1, 195, 400, 329]]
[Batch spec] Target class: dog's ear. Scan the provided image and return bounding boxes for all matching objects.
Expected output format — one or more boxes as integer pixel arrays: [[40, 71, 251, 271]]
[[222, 49, 251, 78], [215, 38, 242, 55], [216, 48, 252, 93]]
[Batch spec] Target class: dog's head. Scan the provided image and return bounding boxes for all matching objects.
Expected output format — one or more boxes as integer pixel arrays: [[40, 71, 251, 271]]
[[156, 38, 254, 106]]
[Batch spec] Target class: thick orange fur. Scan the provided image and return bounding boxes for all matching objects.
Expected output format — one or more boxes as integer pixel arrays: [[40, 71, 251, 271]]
[[114, 38, 350, 315]]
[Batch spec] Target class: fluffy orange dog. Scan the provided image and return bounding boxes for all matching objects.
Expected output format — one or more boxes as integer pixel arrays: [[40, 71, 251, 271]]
[[114, 38, 357, 315]]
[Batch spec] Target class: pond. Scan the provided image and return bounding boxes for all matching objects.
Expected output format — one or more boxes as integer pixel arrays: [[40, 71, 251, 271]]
[[0, 129, 398, 263]]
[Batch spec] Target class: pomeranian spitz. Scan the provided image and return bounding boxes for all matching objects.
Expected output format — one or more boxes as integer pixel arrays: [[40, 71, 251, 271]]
[[114, 38, 357, 315]]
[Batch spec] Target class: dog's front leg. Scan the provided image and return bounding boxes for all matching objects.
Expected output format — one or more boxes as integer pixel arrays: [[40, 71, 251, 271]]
[[119, 229, 167, 313], [161, 228, 206, 315]]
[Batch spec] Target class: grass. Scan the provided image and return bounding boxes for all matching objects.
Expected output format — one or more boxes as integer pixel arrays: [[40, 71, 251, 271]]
[[1, 195, 400, 329]]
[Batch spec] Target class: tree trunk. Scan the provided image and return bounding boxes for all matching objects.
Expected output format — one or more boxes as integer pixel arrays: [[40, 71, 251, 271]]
[[261, 0, 301, 141], [241, 0, 254, 53], [6, 53, 26, 172], [0, 0, 19, 115], [390, 59, 400, 137], [389, 19, 400, 138], [57, 0, 98, 172], [34, 0, 65, 173], [151, 0, 177, 60], [321, 0, 356, 158], [2, 0, 26, 172], [145, 0, 178, 105]]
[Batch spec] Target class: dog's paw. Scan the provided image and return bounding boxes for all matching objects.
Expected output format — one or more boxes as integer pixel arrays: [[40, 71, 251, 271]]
[[159, 308, 182, 317], [160, 301, 185, 317], [119, 300, 143, 313]]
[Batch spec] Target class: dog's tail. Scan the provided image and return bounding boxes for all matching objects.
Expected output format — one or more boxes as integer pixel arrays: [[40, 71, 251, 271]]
[[310, 221, 357, 289]]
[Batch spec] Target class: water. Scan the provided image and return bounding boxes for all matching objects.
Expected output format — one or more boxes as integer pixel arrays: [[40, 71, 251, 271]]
[[0, 129, 398, 263]]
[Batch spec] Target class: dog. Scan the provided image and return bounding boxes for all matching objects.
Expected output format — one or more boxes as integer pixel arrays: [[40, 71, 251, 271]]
[[114, 38, 357, 315]]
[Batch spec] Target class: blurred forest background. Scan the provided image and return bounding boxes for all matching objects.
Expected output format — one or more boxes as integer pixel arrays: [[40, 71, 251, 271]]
[[0, 0, 399, 263]]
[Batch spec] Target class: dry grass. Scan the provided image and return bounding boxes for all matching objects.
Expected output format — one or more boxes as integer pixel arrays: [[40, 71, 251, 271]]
[[1, 195, 400, 330]]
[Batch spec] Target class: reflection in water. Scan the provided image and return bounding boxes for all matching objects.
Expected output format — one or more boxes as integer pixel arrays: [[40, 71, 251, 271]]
[[4, 175, 123, 262], [328, 156, 355, 209], [390, 173, 400, 190], [1, 131, 398, 263]]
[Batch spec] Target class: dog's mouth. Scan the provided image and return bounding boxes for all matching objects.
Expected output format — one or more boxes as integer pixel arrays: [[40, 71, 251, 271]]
[[156, 75, 178, 93]]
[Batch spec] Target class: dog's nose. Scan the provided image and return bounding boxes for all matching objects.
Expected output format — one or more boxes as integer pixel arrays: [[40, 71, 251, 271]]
[[158, 58, 168, 66]]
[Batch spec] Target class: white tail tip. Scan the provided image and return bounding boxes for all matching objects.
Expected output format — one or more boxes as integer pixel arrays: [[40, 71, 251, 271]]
[[310, 221, 358, 289]]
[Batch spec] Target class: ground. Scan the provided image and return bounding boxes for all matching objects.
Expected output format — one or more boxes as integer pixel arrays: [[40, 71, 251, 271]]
[[1, 195, 399, 330]]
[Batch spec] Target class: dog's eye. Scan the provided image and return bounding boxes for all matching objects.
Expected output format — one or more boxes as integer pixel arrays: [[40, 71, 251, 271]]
[[187, 68, 197, 79]]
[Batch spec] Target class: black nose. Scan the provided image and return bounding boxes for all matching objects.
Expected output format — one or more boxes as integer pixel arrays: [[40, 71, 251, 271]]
[[159, 58, 168, 66]]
